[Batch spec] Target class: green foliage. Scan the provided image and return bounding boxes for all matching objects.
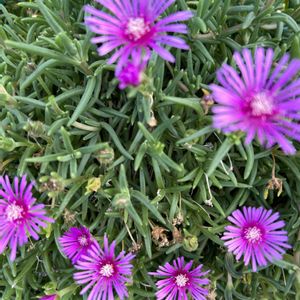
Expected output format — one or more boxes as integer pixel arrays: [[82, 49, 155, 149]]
[[0, 0, 300, 299]]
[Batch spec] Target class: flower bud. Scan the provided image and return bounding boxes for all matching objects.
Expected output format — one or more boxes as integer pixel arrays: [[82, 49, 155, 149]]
[[112, 192, 130, 209], [183, 229, 198, 252], [23, 120, 46, 138], [95, 146, 115, 165], [0, 136, 17, 152], [39, 173, 65, 198]]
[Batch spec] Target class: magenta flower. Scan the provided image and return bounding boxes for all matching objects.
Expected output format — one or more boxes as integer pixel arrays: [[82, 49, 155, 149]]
[[74, 235, 135, 300], [117, 62, 143, 89], [0, 175, 54, 261], [210, 48, 300, 154], [222, 207, 291, 272], [59, 226, 97, 264], [117, 50, 149, 89], [39, 294, 57, 300], [84, 0, 193, 71], [149, 257, 210, 300]]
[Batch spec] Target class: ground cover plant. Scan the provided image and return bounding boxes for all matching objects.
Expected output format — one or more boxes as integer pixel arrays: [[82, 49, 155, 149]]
[[0, 0, 300, 299]]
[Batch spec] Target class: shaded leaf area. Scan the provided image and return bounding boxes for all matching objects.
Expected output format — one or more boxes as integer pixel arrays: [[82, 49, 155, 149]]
[[0, 0, 299, 299]]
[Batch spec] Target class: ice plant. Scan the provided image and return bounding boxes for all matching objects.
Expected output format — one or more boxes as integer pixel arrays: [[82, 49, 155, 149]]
[[116, 50, 149, 89], [74, 235, 135, 300], [149, 256, 210, 300], [84, 0, 193, 71], [222, 206, 291, 272], [0, 175, 54, 261], [59, 226, 97, 264], [117, 62, 144, 89], [210, 47, 300, 154], [39, 294, 57, 300]]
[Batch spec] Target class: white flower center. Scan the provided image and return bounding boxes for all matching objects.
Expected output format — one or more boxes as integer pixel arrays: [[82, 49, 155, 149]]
[[125, 18, 150, 41], [78, 235, 88, 246], [244, 226, 262, 243], [100, 263, 114, 277], [250, 93, 274, 116], [6, 203, 24, 221], [175, 274, 189, 287]]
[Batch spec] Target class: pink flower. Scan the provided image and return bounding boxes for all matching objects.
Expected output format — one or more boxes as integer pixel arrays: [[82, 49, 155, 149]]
[[74, 235, 135, 300], [117, 50, 149, 89], [149, 257, 210, 300], [210, 48, 300, 154], [0, 175, 54, 261], [222, 206, 291, 272], [59, 226, 97, 264], [85, 0, 193, 71]]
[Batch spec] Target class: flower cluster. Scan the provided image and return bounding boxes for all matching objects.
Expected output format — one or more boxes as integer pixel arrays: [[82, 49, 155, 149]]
[[58, 209, 290, 299], [0, 175, 53, 261], [71, 3, 296, 296], [58, 228, 210, 300], [59, 228, 136, 300], [83, 0, 284, 273], [84, 1, 300, 156], [85, 0, 193, 88], [0, 181, 290, 297], [3, 2, 299, 300]]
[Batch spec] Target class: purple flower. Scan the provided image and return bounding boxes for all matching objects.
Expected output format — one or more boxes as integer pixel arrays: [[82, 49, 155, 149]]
[[210, 48, 300, 154], [118, 62, 143, 89], [0, 175, 54, 261], [117, 50, 149, 89], [39, 294, 57, 300], [149, 257, 210, 300], [59, 226, 97, 264], [84, 0, 193, 71], [222, 207, 291, 272], [74, 235, 135, 300]]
